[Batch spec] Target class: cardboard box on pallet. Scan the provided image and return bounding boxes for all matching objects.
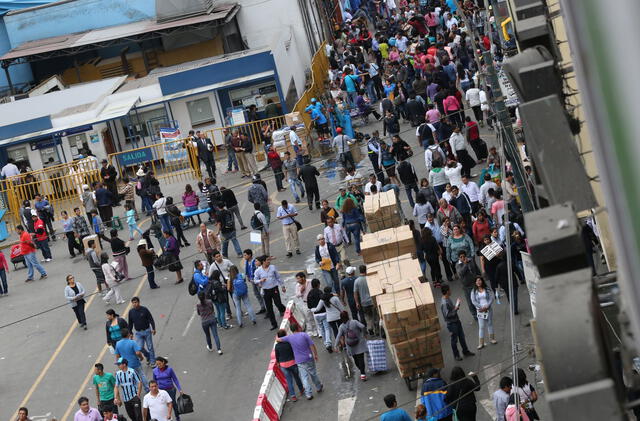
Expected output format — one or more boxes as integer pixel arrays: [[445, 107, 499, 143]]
[[360, 225, 415, 264], [366, 254, 424, 297], [285, 112, 303, 126], [385, 317, 441, 345], [376, 282, 438, 327], [363, 190, 401, 232]]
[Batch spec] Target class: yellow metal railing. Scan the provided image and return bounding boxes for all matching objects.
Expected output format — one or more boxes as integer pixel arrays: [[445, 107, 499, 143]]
[[293, 41, 330, 129]]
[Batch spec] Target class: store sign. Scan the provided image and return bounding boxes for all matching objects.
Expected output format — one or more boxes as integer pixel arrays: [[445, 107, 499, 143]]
[[30, 138, 59, 150], [117, 147, 153, 167]]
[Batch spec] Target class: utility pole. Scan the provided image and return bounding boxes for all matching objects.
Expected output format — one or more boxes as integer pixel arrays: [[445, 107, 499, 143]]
[[482, 50, 535, 212]]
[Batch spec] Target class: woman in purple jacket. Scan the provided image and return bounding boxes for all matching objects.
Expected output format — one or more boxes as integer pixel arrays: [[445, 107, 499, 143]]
[[153, 356, 183, 420]]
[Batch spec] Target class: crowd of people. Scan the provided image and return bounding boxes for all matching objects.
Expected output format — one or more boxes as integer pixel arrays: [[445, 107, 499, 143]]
[[0, 0, 563, 419]]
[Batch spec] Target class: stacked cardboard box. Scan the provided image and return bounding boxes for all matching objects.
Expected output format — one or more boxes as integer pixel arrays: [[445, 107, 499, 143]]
[[364, 245, 444, 379], [361, 226, 415, 264], [363, 190, 402, 232], [366, 254, 424, 297], [285, 112, 303, 126], [376, 280, 444, 378]]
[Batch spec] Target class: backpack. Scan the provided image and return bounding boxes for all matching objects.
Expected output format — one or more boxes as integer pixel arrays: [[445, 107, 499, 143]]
[[232, 274, 248, 297], [250, 213, 264, 230], [345, 321, 360, 347], [210, 279, 227, 303], [221, 210, 234, 232], [188, 275, 198, 296]]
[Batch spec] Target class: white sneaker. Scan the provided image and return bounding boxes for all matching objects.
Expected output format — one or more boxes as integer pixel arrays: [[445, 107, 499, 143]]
[[45, 258, 52, 262], [206, 345, 213, 352], [217, 349, 223, 355]]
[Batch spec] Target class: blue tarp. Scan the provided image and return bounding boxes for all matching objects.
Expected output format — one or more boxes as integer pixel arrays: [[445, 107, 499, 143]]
[[0, 1, 55, 16]]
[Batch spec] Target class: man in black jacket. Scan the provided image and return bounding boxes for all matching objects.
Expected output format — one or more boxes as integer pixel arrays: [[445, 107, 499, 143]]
[[450, 186, 473, 235], [299, 162, 321, 210], [220, 186, 247, 230], [397, 160, 419, 208], [192, 131, 216, 179], [100, 159, 119, 206]]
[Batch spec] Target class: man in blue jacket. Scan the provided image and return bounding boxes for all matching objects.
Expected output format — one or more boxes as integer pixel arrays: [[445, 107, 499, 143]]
[[314, 234, 341, 293], [421, 368, 453, 420]]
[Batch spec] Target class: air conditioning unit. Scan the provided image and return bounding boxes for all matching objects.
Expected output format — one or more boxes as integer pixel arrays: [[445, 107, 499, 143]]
[[0, 93, 29, 104]]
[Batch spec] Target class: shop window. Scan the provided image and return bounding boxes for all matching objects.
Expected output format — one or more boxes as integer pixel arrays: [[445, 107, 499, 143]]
[[68, 133, 89, 157], [186, 97, 215, 126], [7, 146, 30, 170], [40, 147, 61, 167]]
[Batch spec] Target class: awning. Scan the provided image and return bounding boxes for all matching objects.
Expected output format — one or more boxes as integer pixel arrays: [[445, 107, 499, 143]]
[[96, 96, 140, 121], [1, 3, 240, 61]]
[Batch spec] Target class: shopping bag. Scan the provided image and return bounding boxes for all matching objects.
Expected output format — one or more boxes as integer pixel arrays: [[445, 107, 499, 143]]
[[366, 339, 388, 372], [176, 393, 194, 414]]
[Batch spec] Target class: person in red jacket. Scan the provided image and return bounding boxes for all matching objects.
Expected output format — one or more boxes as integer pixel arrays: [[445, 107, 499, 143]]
[[267, 145, 286, 192], [32, 214, 52, 261], [16, 224, 47, 282]]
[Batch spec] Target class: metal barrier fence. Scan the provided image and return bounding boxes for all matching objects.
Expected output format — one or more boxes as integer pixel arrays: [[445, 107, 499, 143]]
[[293, 41, 330, 129], [108, 139, 200, 184]]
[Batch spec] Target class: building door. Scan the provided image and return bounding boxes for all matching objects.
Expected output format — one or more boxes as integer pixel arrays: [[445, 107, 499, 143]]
[[102, 128, 116, 155]]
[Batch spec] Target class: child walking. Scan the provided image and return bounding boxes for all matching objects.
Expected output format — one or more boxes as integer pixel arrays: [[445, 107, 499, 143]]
[[125, 204, 144, 241]]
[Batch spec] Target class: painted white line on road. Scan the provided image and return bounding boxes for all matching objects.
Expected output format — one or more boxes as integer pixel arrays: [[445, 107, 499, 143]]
[[338, 396, 356, 421], [182, 309, 197, 337]]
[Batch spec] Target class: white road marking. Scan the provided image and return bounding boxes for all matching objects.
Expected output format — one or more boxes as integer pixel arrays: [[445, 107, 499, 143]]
[[338, 396, 357, 421], [182, 309, 197, 337]]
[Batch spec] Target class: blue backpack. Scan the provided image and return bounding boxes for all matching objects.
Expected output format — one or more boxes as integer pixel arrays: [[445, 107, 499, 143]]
[[232, 274, 248, 297]]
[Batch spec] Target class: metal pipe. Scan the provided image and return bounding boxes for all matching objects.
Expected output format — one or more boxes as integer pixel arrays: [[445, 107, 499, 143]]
[[2, 62, 15, 96]]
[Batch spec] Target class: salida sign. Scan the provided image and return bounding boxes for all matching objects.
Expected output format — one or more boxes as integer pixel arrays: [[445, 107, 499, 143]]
[[117, 147, 153, 167]]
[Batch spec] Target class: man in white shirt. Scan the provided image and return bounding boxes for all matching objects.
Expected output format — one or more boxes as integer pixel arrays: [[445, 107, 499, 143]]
[[142, 380, 172, 421], [364, 174, 382, 195], [276, 199, 300, 257], [1, 158, 20, 178], [460, 175, 481, 213], [479, 173, 498, 211], [465, 84, 483, 125], [323, 216, 349, 262], [449, 127, 474, 178]]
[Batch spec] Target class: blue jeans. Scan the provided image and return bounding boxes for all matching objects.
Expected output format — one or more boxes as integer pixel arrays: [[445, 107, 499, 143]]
[[298, 360, 323, 398], [141, 196, 153, 214], [214, 301, 228, 328], [433, 184, 447, 199], [320, 269, 340, 293], [314, 313, 332, 348], [366, 79, 377, 102], [24, 252, 46, 279], [281, 365, 304, 398], [288, 177, 305, 201], [159, 214, 172, 234], [405, 185, 419, 208], [0, 269, 6, 294], [227, 150, 239, 171], [345, 222, 362, 254], [221, 230, 242, 257], [134, 328, 156, 364], [132, 365, 149, 393], [201, 319, 221, 350], [128, 223, 144, 239], [232, 293, 256, 325], [35, 239, 51, 260]]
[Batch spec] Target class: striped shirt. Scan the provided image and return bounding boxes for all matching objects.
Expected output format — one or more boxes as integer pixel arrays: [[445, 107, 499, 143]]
[[115, 368, 141, 402]]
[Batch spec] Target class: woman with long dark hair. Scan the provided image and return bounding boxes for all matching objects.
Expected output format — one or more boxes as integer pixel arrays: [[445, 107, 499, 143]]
[[516, 368, 539, 420], [196, 291, 223, 354], [64, 275, 87, 330], [444, 366, 481, 421], [421, 226, 443, 286], [341, 198, 365, 255], [311, 286, 344, 340], [470, 276, 497, 348]]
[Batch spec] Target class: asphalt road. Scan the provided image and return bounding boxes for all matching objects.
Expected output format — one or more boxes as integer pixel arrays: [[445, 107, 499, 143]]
[[0, 117, 547, 421]]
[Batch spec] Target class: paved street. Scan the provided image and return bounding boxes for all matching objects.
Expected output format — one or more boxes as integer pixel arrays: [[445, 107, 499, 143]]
[[0, 119, 547, 421]]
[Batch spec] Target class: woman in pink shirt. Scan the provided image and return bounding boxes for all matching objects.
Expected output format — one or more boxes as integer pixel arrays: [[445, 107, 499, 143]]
[[443, 91, 463, 127], [181, 184, 201, 226]]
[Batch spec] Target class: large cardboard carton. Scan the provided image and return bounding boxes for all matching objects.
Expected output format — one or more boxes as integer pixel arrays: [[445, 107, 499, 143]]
[[83, 234, 102, 256], [363, 190, 401, 232], [366, 254, 424, 296], [360, 225, 415, 263], [376, 281, 437, 327], [285, 112, 303, 126]]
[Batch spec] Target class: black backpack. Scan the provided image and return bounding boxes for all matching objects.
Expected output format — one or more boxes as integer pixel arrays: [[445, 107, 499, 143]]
[[220, 210, 234, 232], [250, 213, 264, 230]]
